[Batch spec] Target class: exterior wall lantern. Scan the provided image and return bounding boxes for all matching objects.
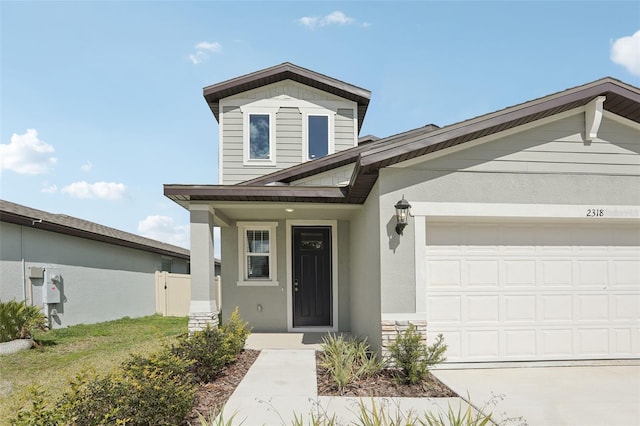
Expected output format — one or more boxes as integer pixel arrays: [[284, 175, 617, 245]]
[[394, 196, 412, 235]]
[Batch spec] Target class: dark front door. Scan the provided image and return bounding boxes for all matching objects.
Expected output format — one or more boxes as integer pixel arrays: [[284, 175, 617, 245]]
[[292, 226, 332, 327]]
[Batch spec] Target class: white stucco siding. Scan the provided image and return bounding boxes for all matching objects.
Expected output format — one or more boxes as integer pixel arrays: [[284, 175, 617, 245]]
[[349, 183, 383, 350]]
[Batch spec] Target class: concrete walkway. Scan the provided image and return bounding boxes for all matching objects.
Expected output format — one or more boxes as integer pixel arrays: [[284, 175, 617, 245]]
[[222, 335, 640, 425], [222, 348, 468, 425]]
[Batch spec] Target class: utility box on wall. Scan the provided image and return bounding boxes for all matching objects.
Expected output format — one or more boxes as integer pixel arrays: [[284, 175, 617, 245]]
[[43, 267, 61, 304], [29, 266, 44, 279]]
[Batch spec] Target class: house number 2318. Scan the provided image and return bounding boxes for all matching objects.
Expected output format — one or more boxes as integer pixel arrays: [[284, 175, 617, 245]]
[[586, 209, 604, 217]]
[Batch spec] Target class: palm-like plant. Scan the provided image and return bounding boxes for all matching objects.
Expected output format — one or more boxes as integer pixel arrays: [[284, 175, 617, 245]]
[[0, 300, 47, 342]]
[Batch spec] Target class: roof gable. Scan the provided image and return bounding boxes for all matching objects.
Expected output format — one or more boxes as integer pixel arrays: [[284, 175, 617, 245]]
[[203, 62, 371, 132]]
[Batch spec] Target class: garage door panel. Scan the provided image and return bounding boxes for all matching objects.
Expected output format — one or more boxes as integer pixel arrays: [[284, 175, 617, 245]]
[[541, 294, 573, 321], [426, 221, 639, 362], [504, 329, 537, 357], [466, 295, 500, 322], [467, 260, 499, 286], [576, 260, 609, 286], [429, 331, 462, 360], [541, 260, 573, 286], [504, 260, 536, 286], [541, 329, 574, 356], [613, 329, 632, 354], [578, 329, 609, 355], [467, 330, 500, 358], [505, 295, 536, 321], [577, 294, 609, 320], [613, 294, 639, 320], [428, 295, 461, 322], [428, 260, 461, 286], [613, 260, 640, 286]]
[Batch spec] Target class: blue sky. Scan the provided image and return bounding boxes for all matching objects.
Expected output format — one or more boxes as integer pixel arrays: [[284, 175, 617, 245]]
[[2, 1, 639, 257]]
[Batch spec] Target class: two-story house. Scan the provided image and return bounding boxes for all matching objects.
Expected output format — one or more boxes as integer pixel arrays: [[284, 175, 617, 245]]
[[165, 63, 640, 363]]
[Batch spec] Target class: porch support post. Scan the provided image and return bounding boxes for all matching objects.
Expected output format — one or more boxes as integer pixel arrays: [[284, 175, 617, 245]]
[[188, 203, 218, 333]]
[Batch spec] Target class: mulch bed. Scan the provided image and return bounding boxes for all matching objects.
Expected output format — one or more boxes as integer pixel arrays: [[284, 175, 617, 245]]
[[184, 349, 260, 425], [184, 349, 457, 424], [315, 352, 457, 398]]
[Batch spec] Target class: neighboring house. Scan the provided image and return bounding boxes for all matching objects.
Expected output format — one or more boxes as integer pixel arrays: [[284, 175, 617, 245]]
[[0, 200, 220, 328], [165, 62, 640, 363]]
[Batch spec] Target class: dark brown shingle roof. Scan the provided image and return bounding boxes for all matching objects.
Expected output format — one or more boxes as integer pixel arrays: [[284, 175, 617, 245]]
[[0, 199, 192, 260]]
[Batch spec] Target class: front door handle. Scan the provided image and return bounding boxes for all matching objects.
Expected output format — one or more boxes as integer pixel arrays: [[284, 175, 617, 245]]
[[294, 279, 299, 292]]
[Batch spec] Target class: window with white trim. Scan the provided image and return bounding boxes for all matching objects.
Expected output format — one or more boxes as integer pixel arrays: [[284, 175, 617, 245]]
[[307, 115, 329, 160], [237, 222, 278, 286], [243, 110, 277, 166]]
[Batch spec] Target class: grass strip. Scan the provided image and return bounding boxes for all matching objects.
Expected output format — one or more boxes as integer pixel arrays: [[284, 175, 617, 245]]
[[0, 314, 187, 420]]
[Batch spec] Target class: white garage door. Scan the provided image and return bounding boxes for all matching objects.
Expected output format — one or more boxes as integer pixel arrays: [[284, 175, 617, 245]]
[[425, 220, 640, 362]]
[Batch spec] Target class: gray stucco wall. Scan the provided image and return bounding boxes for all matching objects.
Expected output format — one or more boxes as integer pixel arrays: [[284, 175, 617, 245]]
[[219, 219, 351, 332], [0, 221, 188, 327], [349, 183, 382, 350], [376, 114, 640, 315]]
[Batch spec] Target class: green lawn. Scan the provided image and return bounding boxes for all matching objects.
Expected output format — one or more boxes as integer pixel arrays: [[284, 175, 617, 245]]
[[0, 315, 187, 421]]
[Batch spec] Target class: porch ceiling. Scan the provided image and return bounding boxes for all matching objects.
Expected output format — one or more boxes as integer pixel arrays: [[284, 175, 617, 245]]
[[171, 200, 361, 224]]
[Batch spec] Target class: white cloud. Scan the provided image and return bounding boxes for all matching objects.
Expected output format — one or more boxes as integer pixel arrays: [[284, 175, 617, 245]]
[[298, 11, 365, 30], [81, 161, 93, 172], [0, 129, 57, 174], [138, 215, 189, 248], [61, 181, 126, 200], [189, 41, 222, 64], [195, 41, 222, 52], [611, 30, 640, 76], [41, 182, 58, 194]]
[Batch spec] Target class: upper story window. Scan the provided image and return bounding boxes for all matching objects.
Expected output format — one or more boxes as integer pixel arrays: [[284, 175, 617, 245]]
[[243, 110, 277, 166], [308, 115, 329, 160], [249, 114, 271, 160]]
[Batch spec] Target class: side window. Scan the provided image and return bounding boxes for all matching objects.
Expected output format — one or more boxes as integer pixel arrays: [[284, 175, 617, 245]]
[[308, 115, 329, 160], [237, 222, 279, 286]]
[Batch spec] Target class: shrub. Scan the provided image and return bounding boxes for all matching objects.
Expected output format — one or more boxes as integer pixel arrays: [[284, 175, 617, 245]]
[[387, 325, 447, 385], [173, 308, 251, 383], [13, 349, 196, 426], [0, 300, 47, 342], [10, 386, 66, 426], [60, 349, 195, 425], [320, 334, 384, 393], [220, 307, 252, 355]]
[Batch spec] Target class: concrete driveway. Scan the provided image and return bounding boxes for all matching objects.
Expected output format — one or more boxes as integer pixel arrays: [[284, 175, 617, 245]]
[[433, 364, 640, 426]]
